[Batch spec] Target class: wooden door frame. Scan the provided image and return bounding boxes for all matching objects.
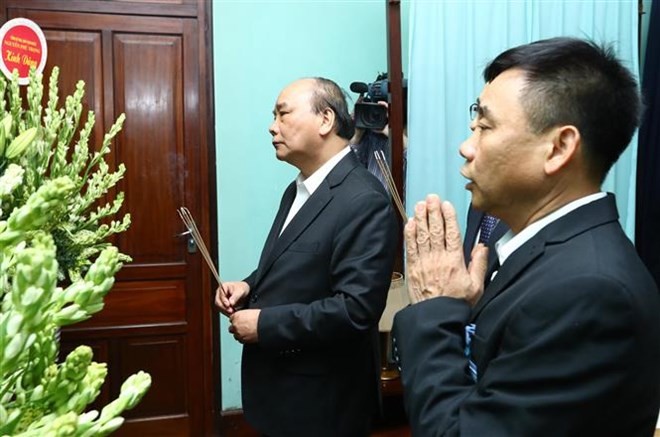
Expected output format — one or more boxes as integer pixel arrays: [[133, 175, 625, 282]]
[[200, 2, 222, 434], [0, 1, 221, 434]]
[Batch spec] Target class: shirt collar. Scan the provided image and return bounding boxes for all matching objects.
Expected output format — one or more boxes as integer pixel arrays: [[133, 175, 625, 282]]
[[298, 146, 351, 196], [495, 192, 607, 266]]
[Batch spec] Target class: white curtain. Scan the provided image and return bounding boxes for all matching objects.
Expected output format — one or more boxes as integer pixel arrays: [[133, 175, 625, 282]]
[[406, 0, 639, 237]]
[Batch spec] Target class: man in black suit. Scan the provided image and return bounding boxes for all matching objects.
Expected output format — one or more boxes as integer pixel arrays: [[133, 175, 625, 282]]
[[394, 37, 660, 436], [215, 77, 398, 436]]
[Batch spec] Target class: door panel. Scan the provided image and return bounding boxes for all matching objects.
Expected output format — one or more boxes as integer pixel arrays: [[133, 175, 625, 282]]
[[119, 335, 188, 417], [1, 3, 216, 435], [113, 33, 186, 264], [80, 280, 187, 327], [41, 29, 106, 154]]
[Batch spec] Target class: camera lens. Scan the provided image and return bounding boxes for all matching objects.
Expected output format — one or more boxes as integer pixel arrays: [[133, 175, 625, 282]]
[[354, 102, 388, 130], [364, 106, 387, 127]]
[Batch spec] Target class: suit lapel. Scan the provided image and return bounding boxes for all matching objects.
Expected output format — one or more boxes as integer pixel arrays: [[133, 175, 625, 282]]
[[470, 237, 545, 321], [263, 182, 332, 270], [254, 182, 296, 277], [252, 150, 359, 288], [470, 194, 620, 322]]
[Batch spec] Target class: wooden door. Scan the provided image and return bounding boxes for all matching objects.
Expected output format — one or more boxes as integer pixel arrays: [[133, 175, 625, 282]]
[[0, 2, 218, 435]]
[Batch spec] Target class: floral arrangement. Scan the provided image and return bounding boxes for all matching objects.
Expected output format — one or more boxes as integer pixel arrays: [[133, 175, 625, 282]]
[[0, 68, 150, 436]]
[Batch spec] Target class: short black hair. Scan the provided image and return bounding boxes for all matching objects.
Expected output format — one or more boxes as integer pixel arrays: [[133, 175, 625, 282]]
[[310, 77, 355, 140], [484, 37, 642, 183]]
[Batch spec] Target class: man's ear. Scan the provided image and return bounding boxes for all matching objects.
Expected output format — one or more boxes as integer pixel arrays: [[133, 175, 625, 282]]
[[545, 125, 580, 175], [319, 107, 335, 136]]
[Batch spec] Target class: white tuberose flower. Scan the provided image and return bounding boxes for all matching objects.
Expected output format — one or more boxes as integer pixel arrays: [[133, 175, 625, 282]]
[[0, 163, 25, 197]]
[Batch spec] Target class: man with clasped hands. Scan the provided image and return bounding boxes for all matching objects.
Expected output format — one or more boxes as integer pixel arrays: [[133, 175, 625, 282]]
[[393, 37, 660, 436], [216, 77, 398, 436]]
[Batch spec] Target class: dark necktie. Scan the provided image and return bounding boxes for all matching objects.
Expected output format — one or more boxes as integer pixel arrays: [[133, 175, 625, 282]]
[[464, 323, 478, 382], [478, 214, 499, 245]]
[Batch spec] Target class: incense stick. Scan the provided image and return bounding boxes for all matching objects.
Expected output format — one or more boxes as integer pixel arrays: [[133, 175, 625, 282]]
[[374, 150, 407, 221], [177, 207, 225, 294]]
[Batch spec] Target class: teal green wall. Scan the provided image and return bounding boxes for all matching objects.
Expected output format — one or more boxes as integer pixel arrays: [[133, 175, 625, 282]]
[[213, 1, 410, 410]]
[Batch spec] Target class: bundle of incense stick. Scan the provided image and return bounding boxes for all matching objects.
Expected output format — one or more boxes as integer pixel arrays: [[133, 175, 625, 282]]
[[177, 207, 225, 293], [374, 149, 407, 221]]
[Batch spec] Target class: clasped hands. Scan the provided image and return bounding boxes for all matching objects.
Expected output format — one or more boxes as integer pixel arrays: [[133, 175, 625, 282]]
[[405, 194, 488, 307], [215, 281, 259, 344]]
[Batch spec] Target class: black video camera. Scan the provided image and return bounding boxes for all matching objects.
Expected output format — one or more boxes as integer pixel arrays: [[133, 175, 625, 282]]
[[350, 80, 389, 130]]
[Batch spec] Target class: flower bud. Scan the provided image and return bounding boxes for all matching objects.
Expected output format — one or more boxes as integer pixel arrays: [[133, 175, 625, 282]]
[[5, 127, 37, 159]]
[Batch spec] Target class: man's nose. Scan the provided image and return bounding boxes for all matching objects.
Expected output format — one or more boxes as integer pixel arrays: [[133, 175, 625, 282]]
[[268, 120, 277, 136], [459, 134, 476, 160]]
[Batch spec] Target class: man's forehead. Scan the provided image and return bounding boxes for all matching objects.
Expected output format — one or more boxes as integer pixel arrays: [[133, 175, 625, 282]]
[[274, 81, 313, 110], [284, 79, 314, 97], [273, 97, 300, 114], [478, 71, 525, 117], [484, 70, 526, 98]]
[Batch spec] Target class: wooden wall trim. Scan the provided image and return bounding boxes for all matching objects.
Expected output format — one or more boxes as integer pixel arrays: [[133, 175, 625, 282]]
[[386, 0, 405, 273], [1, 0, 198, 18], [199, 0, 221, 435], [220, 408, 412, 437], [386, 0, 404, 200]]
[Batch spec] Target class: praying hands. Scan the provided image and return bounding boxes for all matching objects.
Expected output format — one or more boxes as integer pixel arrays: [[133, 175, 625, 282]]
[[404, 194, 489, 306]]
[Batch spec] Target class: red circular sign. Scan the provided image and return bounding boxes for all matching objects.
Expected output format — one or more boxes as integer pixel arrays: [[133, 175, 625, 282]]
[[0, 18, 48, 85]]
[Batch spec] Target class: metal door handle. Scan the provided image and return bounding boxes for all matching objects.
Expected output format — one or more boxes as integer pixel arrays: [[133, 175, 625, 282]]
[[175, 230, 197, 253]]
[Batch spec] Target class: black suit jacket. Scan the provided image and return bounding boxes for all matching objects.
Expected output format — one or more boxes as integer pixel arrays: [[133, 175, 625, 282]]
[[241, 151, 398, 437], [394, 194, 660, 436]]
